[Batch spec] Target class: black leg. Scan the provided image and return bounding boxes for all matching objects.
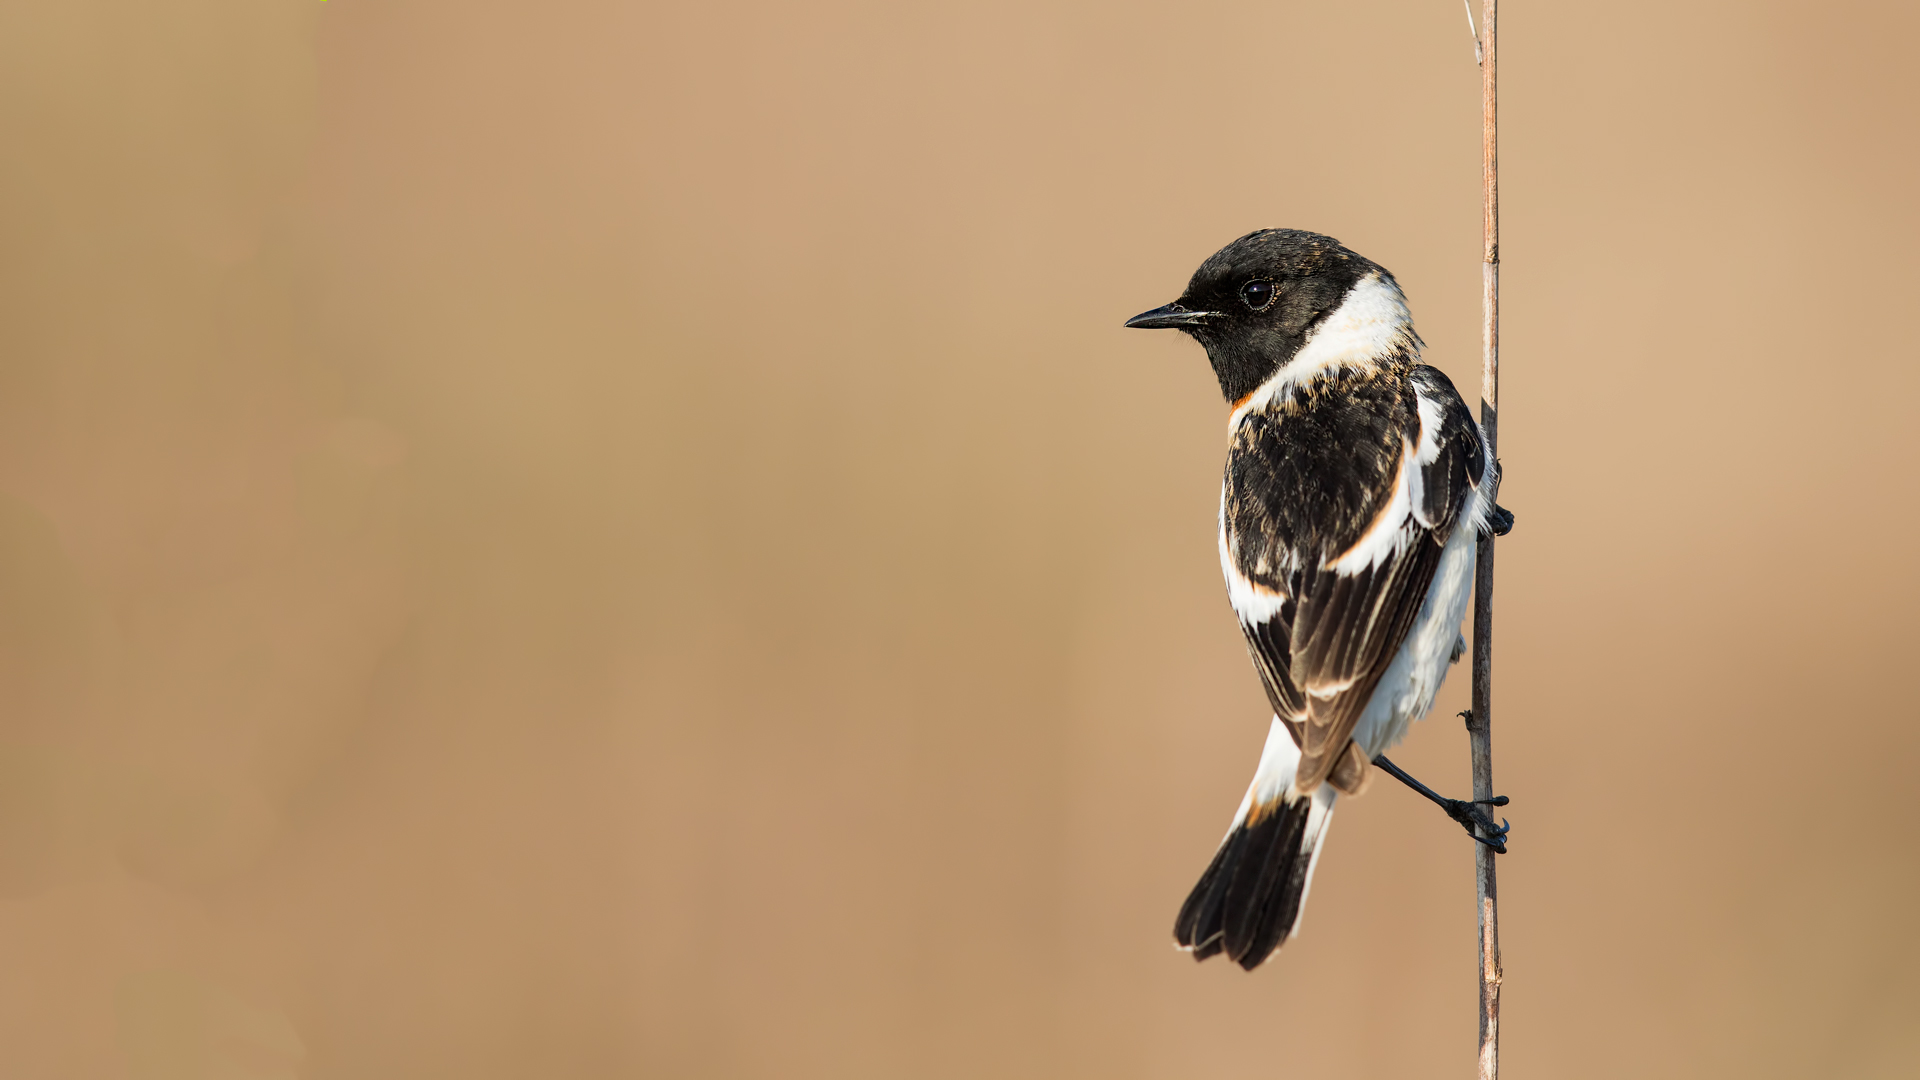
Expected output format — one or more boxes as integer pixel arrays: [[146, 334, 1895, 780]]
[[1371, 755, 1511, 853]]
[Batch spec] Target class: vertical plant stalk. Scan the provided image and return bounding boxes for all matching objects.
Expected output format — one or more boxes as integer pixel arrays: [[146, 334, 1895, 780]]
[[1469, 1, 1502, 1078]]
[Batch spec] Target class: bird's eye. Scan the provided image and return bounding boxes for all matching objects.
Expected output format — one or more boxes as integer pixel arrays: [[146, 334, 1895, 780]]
[[1240, 280, 1277, 312]]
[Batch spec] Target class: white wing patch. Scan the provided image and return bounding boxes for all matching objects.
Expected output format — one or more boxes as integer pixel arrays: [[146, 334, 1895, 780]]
[[1413, 384, 1446, 465], [1327, 436, 1421, 576], [1413, 370, 1501, 535]]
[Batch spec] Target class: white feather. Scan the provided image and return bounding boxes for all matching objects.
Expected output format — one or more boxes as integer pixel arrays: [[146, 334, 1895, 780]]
[[1234, 716, 1301, 815], [1327, 435, 1421, 576], [1413, 386, 1447, 467], [1219, 484, 1290, 625]]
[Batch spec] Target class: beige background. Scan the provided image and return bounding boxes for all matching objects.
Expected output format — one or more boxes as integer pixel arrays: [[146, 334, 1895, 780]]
[[1, 0, 1916, 1076]]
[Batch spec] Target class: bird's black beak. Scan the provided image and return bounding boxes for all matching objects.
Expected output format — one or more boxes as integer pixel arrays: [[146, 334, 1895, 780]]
[[1124, 302, 1220, 330]]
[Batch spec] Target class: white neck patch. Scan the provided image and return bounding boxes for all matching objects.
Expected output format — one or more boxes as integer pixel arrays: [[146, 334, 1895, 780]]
[[1229, 272, 1416, 428]]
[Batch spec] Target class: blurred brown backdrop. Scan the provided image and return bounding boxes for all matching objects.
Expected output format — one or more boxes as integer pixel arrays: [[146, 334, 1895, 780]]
[[0, 0, 1916, 1076]]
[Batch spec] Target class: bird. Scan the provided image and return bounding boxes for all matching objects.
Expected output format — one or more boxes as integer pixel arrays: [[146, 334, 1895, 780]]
[[1126, 228, 1513, 971]]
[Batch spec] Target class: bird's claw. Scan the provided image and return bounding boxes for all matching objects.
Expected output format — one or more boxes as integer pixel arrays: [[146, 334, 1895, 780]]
[[1444, 798, 1511, 854], [1488, 502, 1516, 537]]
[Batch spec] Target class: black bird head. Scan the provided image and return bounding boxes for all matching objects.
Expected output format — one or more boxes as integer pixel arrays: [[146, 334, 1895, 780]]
[[1127, 228, 1407, 404]]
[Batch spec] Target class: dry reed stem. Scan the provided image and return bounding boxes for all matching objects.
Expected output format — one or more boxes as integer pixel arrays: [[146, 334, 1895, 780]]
[[1469, 1, 1503, 1077]]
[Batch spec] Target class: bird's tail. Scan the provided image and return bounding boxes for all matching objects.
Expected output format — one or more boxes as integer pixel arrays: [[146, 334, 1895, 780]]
[[1173, 717, 1337, 971]]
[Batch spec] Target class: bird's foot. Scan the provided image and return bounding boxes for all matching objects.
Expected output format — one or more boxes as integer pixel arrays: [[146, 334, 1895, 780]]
[[1370, 754, 1513, 853], [1488, 502, 1515, 536], [1442, 796, 1510, 853]]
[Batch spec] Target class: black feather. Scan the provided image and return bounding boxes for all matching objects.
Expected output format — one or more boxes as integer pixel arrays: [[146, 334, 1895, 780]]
[[1174, 796, 1318, 971]]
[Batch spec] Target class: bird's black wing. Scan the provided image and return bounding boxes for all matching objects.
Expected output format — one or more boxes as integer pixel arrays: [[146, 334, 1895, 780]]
[[1225, 366, 1485, 792]]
